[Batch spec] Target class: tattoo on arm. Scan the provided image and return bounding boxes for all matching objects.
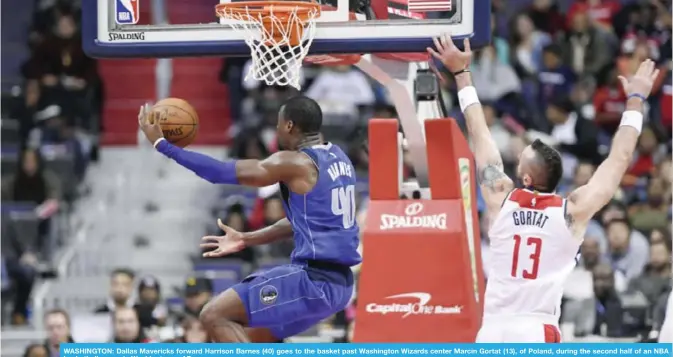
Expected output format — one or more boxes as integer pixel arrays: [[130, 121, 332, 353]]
[[478, 162, 508, 192], [565, 211, 575, 229]]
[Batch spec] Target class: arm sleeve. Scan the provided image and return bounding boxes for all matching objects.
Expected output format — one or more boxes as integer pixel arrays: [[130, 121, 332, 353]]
[[155, 139, 238, 184]]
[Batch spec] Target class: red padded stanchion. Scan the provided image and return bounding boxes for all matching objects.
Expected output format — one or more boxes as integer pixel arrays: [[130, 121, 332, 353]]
[[354, 118, 484, 342]]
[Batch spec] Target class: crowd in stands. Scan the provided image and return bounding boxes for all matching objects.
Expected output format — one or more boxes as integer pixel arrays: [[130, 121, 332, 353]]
[[2, 0, 99, 331], [1, 0, 671, 354]]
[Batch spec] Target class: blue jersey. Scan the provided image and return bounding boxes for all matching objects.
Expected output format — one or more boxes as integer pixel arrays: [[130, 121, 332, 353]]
[[279, 142, 362, 266]]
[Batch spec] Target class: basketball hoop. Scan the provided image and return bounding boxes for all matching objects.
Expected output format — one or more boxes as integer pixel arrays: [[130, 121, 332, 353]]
[[216, 1, 321, 89]]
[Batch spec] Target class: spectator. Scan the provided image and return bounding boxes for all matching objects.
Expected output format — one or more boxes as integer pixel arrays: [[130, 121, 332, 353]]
[[217, 206, 255, 263], [628, 239, 672, 306], [95, 268, 136, 313], [558, 161, 595, 195], [562, 237, 603, 336], [26, 105, 87, 180], [231, 131, 270, 160], [178, 316, 208, 343], [182, 277, 213, 319], [626, 126, 663, 179], [470, 45, 522, 104], [509, 13, 551, 79], [1, 149, 61, 249], [305, 66, 375, 116], [567, 0, 621, 33], [592, 263, 624, 337], [112, 307, 149, 343], [482, 104, 514, 161], [651, 288, 672, 341], [134, 276, 168, 329], [660, 69, 672, 131], [527, 0, 566, 36], [605, 218, 649, 281], [587, 201, 650, 256], [543, 96, 600, 166], [629, 178, 670, 232], [44, 309, 74, 357], [490, 13, 510, 65], [558, 6, 613, 79], [1, 220, 39, 325], [649, 227, 669, 245], [592, 68, 627, 134], [23, 344, 48, 357], [537, 44, 576, 115], [617, 40, 666, 97], [26, 10, 99, 128]]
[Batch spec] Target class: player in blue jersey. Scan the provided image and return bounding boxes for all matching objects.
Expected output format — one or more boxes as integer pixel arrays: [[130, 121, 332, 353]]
[[138, 96, 361, 342]]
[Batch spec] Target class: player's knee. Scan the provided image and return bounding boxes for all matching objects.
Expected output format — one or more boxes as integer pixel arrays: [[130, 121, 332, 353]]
[[199, 299, 220, 328]]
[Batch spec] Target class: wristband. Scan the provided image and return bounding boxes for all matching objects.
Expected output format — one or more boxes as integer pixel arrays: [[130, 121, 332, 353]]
[[627, 93, 647, 102], [453, 69, 470, 76], [458, 86, 480, 112], [154, 137, 166, 148], [619, 110, 643, 134]]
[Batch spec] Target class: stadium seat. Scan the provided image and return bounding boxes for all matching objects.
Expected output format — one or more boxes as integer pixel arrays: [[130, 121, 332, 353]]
[[40, 145, 78, 202], [1, 119, 20, 147], [256, 257, 290, 271], [0, 148, 18, 178], [211, 277, 237, 293], [193, 260, 244, 280]]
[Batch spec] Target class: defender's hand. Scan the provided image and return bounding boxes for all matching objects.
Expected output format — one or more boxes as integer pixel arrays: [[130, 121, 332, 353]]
[[427, 32, 473, 74], [618, 59, 660, 99], [138, 103, 163, 145], [200, 219, 246, 258]]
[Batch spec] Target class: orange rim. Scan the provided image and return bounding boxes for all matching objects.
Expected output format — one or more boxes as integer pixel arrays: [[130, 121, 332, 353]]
[[216, 1, 321, 45], [216, 1, 321, 18]]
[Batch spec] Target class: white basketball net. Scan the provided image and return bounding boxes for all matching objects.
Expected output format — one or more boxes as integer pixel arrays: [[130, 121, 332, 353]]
[[218, 5, 320, 90]]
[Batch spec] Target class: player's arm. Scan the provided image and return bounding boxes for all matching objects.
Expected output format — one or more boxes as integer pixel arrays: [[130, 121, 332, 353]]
[[241, 217, 293, 246], [428, 34, 514, 214], [566, 60, 659, 225], [154, 139, 313, 188], [455, 71, 515, 213]]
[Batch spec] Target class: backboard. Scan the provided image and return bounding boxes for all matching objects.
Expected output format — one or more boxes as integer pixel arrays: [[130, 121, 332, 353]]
[[82, 0, 490, 58]]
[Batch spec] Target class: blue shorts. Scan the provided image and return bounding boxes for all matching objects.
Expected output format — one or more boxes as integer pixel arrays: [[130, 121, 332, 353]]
[[231, 263, 354, 339]]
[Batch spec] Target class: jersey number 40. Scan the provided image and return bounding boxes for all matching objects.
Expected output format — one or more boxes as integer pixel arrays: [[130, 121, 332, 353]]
[[511, 235, 542, 280], [331, 185, 356, 229]]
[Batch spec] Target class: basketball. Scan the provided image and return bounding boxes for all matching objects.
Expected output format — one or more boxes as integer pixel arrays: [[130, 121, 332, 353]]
[[151, 98, 199, 148]]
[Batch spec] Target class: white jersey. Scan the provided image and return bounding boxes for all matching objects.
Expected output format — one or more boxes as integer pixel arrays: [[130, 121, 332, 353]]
[[484, 188, 581, 321]]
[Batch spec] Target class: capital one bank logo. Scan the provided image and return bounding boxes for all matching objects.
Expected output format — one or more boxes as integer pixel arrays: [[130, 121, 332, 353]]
[[365, 293, 463, 318], [379, 202, 447, 230]]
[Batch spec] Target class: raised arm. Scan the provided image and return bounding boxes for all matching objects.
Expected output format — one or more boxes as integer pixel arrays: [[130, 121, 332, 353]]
[[567, 60, 660, 225], [428, 34, 514, 215]]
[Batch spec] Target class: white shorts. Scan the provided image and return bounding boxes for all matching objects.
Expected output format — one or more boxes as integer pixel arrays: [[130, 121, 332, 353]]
[[476, 314, 561, 343]]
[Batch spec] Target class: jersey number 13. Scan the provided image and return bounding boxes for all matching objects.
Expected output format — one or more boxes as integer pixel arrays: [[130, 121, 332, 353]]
[[331, 185, 356, 229], [511, 234, 542, 280]]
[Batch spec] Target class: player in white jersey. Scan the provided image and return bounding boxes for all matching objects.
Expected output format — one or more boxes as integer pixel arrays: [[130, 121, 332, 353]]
[[428, 33, 660, 342]]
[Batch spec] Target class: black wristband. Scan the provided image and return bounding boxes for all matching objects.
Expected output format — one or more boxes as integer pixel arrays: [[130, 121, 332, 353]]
[[453, 69, 470, 76]]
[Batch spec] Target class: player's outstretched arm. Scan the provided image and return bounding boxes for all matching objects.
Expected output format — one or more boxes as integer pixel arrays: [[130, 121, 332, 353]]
[[139, 104, 313, 188], [428, 34, 514, 215], [567, 59, 659, 225], [242, 217, 293, 246], [201, 218, 293, 258], [150, 138, 313, 188]]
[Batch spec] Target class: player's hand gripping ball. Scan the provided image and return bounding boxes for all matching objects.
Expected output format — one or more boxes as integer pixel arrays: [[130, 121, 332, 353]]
[[138, 98, 199, 148]]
